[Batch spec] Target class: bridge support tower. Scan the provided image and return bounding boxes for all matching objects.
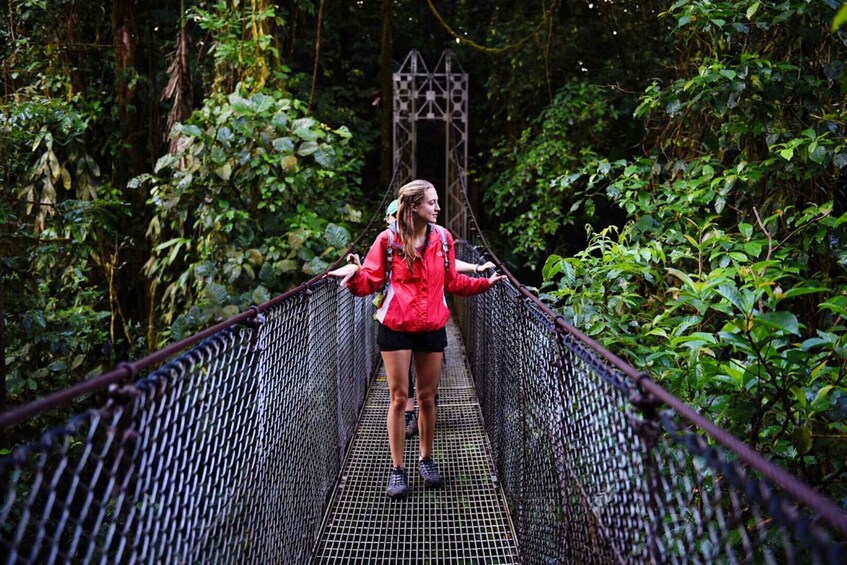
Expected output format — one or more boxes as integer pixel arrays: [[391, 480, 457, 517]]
[[392, 50, 468, 239]]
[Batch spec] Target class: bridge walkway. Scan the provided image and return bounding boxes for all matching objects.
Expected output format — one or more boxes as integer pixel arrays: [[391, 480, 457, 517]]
[[312, 318, 520, 563]]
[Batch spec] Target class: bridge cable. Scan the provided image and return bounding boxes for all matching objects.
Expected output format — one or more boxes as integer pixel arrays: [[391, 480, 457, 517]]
[[425, 0, 560, 54]]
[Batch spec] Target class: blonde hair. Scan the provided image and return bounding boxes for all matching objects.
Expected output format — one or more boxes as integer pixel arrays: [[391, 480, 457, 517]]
[[396, 179, 434, 270]]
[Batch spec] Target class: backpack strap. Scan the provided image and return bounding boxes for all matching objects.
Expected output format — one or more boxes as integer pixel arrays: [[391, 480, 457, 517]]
[[384, 223, 450, 285], [385, 223, 400, 284], [431, 224, 450, 272]]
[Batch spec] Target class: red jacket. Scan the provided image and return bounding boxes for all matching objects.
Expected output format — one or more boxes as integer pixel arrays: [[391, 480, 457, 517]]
[[346, 226, 491, 333]]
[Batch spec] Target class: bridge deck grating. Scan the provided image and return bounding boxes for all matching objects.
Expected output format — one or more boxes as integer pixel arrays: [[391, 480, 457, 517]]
[[312, 319, 520, 563]]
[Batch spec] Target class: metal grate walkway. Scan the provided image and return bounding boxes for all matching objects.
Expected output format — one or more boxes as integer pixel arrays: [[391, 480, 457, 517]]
[[312, 318, 521, 563]]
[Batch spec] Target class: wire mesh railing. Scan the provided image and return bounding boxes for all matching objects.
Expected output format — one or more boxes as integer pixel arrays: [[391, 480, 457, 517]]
[[453, 237, 847, 564], [3, 177, 847, 563], [0, 265, 388, 563]]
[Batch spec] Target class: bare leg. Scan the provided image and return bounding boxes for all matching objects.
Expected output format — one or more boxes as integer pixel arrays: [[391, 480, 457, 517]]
[[382, 350, 412, 467], [413, 351, 443, 459]]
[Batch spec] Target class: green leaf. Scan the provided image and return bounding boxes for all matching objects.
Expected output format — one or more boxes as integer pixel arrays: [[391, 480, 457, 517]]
[[271, 114, 289, 129], [154, 237, 186, 252], [334, 125, 352, 139], [154, 154, 175, 173], [313, 144, 335, 167], [181, 124, 203, 137], [715, 284, 745, 312], [809, 144, 828, 165], [743, 242, 762, 257], [303, 256, 329, 275], [324, 223, 350, 248], [755, 311, 801, 335], [790, 386, 807, 408], [253, 93, 275, 114], [542, 255, 562, 280], [292, 118, 319, 141], [215, 163, 232, 181], [831, 5, 847, 32], [210, 145, 227, 164], [811, 385, 835, 409], [297, 141, 318, 156], [667, 267, 697, 291], [216, 126, 234, 144], [281, 155, 298, 171], [171, 314, 191, 341], [222, 305, 240, 318], [276, 259, 299, 273], [819, 299, 847, 317], [777, 286, 827, 300], [272, 137, 295, 153], [205, 282, 229, 306], [259, 262, 276, 285], [251, 285, 271, 305]]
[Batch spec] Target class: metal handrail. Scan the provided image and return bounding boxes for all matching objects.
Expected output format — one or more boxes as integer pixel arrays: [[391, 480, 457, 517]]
[[455, 168, 847, 538]]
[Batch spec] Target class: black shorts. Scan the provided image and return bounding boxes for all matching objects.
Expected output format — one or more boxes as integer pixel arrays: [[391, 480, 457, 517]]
[[377, 324, 448, 352]]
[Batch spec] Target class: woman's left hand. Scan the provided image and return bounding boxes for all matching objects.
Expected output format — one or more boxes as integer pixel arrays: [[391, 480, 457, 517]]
[[488, 272, 507, 285]]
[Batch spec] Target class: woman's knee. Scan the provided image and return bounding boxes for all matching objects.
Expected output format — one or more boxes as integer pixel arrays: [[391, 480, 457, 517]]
[[417, 394, 436, 410], [390, 393, 409, 411]]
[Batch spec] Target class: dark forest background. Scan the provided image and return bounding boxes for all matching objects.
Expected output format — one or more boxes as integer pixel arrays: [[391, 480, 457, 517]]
[[3, 0, 847, 503]]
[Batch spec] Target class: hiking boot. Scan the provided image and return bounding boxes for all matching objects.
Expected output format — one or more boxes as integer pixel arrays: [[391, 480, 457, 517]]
[[386, 466, 409, 499], [418, 456, 443, 488], [405, 411, 418, 438]]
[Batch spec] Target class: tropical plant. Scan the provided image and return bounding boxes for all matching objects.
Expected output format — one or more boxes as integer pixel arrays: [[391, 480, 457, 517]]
[[139, 88, 364, 345], [1, 98, 131, 410], [538, 0, 847, 496], [482, 81, 624, 267]]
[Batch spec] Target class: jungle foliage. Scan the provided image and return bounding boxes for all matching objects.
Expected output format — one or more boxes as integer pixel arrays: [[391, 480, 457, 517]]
[[2, 0, 847, 499], [0, 0, 378, 430], [502, 0, 847, 499]]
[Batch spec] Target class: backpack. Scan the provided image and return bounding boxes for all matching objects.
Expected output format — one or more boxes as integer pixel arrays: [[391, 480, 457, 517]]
[[372, 223, 450, 314]]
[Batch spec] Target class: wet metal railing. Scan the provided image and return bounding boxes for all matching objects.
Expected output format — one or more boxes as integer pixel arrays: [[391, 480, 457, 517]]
[[452, 235, 847, 562], [2, 193, 847, 563], [0, 279, 380, 564]]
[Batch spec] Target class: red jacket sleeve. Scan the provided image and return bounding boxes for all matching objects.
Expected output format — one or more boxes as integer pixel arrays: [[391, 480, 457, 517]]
[[345, 231, 389, 297], [444, 231, 492, 296]]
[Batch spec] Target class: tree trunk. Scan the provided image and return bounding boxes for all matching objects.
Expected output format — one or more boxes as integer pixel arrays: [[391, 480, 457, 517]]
[[378, 0, 393, 190], [162, 0, 193, 152], [111, 0, 144, 180], [64, 1, 87, 96]]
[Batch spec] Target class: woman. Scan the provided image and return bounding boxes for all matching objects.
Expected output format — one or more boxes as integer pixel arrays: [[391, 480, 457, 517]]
[[383, 198, 495, 439], [328, 180, 504, 499]]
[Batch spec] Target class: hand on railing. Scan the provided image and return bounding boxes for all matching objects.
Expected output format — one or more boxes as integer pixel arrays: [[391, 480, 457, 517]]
[[488, 271, 506, 285], [326, 253, 361, 285], [476, 261, 495, 273]]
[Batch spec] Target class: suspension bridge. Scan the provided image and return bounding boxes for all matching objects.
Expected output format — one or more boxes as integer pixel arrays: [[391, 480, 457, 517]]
[[2, 51, 847, 564]]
